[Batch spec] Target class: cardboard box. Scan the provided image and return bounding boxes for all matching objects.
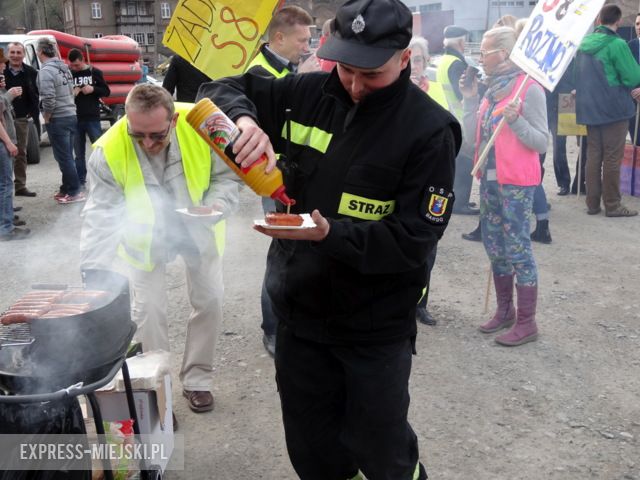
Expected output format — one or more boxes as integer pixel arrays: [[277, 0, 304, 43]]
[[90, 352, 174, 473], [94, 374, 173, 472]]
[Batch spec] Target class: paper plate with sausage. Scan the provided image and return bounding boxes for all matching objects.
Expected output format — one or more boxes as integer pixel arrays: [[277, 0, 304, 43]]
[[254, 213, 316, 230]]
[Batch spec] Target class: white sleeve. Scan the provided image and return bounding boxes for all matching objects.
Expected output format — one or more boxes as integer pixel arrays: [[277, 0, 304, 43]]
[[79, 147, 127, 270]]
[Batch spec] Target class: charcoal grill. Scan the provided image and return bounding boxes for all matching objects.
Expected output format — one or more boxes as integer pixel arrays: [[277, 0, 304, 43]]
[[0, 279, 133, 392], [0, 274, 163, 479], [0, 323, 34, 348]]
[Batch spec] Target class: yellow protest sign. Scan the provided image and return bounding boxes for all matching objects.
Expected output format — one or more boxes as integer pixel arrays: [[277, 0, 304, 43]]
[[557, 93, 587, 137], [162, 0, 282, 80]]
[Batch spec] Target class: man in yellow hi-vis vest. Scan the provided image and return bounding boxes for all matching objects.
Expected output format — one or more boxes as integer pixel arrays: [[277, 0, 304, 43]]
[[436, 25, 479, 216], [80, 84, 241, 414], [246, 5, 313, 79], [246, 5, 313, 357]]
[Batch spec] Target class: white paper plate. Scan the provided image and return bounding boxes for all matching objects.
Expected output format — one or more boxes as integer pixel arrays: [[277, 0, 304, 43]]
[[176, 208, 223, 218], [254, 213, 316, 230]]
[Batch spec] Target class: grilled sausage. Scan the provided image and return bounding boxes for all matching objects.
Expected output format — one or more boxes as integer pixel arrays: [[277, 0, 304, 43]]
[[1, 312, 35, 324], [265, 212, 304, 227], [10, 307, 49, 315], [20, 292, 63, 301], [12, 301, 53, 308], [188, 205, 215, 215]]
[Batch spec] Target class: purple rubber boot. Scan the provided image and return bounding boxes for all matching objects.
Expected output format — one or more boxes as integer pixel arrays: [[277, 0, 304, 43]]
[[496, 284, 539, 346], [478, 274, 516, 333]]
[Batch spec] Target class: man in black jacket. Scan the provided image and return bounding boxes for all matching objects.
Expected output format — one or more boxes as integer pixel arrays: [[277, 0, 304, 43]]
[[199, 0, 459, 477], [3, 42, 40, 197], [68, 48, 110, 187], [162, 55, 211, 102]]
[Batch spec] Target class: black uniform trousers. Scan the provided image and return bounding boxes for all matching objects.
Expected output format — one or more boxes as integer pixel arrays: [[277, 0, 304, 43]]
[[417, 245, 438, 309], [275, 321, 427, 480]]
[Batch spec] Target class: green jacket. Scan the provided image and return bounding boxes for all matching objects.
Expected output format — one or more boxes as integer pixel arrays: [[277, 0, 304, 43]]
[[575, 26, 640, 125]]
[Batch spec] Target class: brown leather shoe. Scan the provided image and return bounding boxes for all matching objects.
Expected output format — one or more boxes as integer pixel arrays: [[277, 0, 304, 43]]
[[15, 188, 37, 197], [182, 390, 214, 413]]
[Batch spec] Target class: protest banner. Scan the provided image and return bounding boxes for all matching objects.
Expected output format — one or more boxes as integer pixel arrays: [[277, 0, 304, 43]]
[[510, 0, 606, 92], [471, 0, 605, 176], [162, 0, 283, 80], [557, 93, 587, 136]]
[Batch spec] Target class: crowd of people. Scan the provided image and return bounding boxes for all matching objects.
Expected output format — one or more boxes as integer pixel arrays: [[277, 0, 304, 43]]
[[1, 38, 111, 241], [1, 1, 639, 477]]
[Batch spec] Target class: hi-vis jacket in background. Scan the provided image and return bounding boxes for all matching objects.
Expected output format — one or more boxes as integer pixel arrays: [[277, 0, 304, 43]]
[[245, 43, 293, 78], [436, 47, 468, 121]]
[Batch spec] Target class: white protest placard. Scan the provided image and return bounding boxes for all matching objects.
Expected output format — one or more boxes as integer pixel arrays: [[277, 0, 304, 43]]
[[510, 0, 606, 92]]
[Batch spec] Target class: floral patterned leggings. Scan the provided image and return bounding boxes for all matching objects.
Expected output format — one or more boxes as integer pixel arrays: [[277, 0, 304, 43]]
[[480, 181, 538, 286]]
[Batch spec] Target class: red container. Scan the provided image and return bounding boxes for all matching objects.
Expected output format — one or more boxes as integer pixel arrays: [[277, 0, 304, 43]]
[[29, 29, 140, 63], [92, 61, 142, 84], [102, 83, 136, 105]]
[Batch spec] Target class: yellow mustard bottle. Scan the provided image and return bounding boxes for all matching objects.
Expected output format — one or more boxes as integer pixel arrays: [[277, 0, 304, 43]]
[[186, 98, 294, 206]]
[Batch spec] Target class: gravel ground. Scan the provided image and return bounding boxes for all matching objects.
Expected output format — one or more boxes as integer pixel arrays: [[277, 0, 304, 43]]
[[1, 139, 639, 480]]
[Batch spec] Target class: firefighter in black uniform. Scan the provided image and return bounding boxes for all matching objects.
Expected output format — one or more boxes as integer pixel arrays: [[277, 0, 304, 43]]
[[199, 0, 460, 478]]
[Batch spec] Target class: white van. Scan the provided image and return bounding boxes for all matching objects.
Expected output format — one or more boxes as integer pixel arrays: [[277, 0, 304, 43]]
[[0, 33, 59, 165]]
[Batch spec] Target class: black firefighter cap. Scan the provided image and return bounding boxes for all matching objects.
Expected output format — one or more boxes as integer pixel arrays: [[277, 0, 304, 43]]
[[443, 25, 469, 39], [316, 0, 413, 69]]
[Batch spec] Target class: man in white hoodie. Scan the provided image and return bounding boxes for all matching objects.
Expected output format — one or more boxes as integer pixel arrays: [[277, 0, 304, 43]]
[[36, 37, 83, 204]]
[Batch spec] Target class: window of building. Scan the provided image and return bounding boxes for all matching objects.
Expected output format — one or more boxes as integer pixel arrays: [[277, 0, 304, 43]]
[[91, 2, 102, 18], [94, 32, 103, 38], [160, 2, 171, 18], [64, 2, 73, 21], [127, 2, 136, 15], [133, 33, 145, 45], [419, 3, 442, 12], [147, 33, 155, 45], [138, 2, 147, 15]]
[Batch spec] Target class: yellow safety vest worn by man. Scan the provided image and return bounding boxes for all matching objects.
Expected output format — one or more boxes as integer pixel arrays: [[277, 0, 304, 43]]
[[435, 49, 467, 121], [80, 101, 241, 405], [246, 44, 292, 79], [427, 80, 449, 110]]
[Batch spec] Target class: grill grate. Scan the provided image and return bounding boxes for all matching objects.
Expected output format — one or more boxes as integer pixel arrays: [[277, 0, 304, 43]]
[[0, 323, 35, 347]]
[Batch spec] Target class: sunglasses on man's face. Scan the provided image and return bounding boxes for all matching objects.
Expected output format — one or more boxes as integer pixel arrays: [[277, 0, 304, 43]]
[[127, 123, 172, 142]]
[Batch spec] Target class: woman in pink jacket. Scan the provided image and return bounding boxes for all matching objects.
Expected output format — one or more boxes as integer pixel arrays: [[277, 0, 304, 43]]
[[460, 27, 548, 346]]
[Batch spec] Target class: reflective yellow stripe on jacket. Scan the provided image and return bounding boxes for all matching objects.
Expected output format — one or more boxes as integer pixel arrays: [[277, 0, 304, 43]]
[[96, 102, 225, 271], [435, 54, 464, 121], [338, 193, 395, 221], [281, 120, 333, 153], [246, 51, 290, 78]]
